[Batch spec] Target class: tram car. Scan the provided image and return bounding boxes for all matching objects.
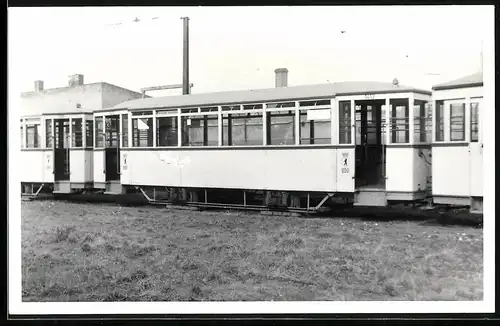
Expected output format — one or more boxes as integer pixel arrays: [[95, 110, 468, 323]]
[[95, 70, 434, 210], [20, 74, 145, 196], [431, 72, 483, 213]]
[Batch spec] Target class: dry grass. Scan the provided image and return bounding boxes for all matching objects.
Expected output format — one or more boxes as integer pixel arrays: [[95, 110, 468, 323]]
[[21, 201, 483, 302]]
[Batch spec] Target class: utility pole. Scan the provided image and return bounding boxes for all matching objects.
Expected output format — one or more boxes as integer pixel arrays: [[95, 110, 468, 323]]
[[181, 17, 190, 95]]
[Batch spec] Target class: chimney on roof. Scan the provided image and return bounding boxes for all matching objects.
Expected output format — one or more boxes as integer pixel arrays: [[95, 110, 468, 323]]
[[34, 80, 44, 92], [274, 68, 288, 88], [68, 74, 84, 87]]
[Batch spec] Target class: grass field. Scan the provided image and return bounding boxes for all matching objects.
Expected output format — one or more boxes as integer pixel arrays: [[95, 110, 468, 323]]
[[21, 200, 483, 301]]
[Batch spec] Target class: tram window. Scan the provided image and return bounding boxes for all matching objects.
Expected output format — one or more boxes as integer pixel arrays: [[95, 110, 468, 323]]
[[181, 115, 218, 146], [72, 118, 83, 148], [105, 117, 120, 147], [243, 104, 263, 110], [20, 126, 23, 148], [45, 120, 53, 148], [450, 103, 465, 141], [95, 117, 104, 148], [435, 100, 444, 141], [267, 102, 295, 109], [267, 110, 295, 145], [299, 110, 331, 145], [85, 120, 93, 147], [390, 101, 409, 144], [132, 117, 153, 147], [156, 116, 178, 147], [25, 123, 40, 148], [122, 115, 128, 147], [339, 101, 352, 144], [413, 101, 431, 143], [299, 100, 330, 107], [470, 102, 479, 142], [223, 112, 263, 146]]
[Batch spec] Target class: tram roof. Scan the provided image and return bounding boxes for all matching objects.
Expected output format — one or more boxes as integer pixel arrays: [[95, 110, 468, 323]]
[[432, 72, 483, 91], [113, 81, 431, 111]]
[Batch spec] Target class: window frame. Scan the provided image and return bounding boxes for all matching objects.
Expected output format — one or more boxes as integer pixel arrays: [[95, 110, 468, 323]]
[[156, 115, 179, 147], [71, 118, 83, 148], [470, 101, 480, 143], [434, 100, 445, 142], [222, 110, 264, 146], [449, 102, 466, 142], [338, 101, 352, 144], [266, 109, 296, 146], [25, 120, 41, 149], [132, 116, 154, 147], [181, 113, 219, 147], [390, 99, 410, 144]]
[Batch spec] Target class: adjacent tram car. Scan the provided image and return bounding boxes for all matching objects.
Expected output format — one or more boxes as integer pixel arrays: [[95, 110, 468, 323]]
[[431, 72, 483, 213], [20, 75, 145, 197], [101, 76, 433, 210]]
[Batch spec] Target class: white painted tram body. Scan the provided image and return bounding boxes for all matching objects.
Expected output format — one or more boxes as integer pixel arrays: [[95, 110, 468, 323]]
[[431, 72, 483, 213], [100, 79, 433, 208], [20, 75, 145, 196]]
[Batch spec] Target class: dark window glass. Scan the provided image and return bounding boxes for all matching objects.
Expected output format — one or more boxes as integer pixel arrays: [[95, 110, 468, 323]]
[[470, 102, 479, 142], [267, 110, 295, 145], [72, 118, 83, 147], [223, 112, 263, 146], [133, 118, 153, 147], [182, 115, 218, 146], [450, 103, 465, 141], [95, 117, 104, 148], [339, 101, 351, 144], [435, 100, 444, 141], [157, 117, 178, 147], [45, 119, 53, 148], [86, 120, 93, 147]]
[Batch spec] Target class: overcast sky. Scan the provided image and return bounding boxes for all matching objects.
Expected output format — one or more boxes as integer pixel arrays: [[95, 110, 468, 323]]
[[9, 5, 493, 100]]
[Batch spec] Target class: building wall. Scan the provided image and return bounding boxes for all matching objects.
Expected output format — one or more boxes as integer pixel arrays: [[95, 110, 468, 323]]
[[101, 83, 144, 109], [20, 84, 104, 116]]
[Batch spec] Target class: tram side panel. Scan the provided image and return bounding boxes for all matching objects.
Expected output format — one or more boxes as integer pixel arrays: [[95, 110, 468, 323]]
[[93, 149, 106, 188], [385, 147, 415, 194], [432, 145, 470, 204], [413, 147, 432, 194], [120, 148, 341, 193], [21, 150, 52, 184], [69, 149, 94, 188]]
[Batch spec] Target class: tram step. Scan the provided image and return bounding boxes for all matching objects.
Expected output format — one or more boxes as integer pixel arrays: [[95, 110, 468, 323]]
[[354, 189, 387, 207]]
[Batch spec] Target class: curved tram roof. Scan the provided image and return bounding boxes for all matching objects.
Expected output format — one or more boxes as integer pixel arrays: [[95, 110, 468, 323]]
[[432, 72, 483, 91], [113, 81, 431, 111]]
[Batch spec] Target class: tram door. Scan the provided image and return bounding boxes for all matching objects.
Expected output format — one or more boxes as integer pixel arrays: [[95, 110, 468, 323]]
[[104, 115, 120, 182], [54, 119, 70, 181], [355, 100, 386, 188]]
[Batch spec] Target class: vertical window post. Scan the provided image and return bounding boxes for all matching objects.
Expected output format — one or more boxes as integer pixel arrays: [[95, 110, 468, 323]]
[[262, 104, 268, 146], [384, 98, 391, 144], [68, 117, 73, 149], [350, 99, 355, 145], [409, 95, 415, 145], [21, 118, 25, 149], [82, 116, 87, 148], [177, 109, 182, 147], [218, 106, 223, 146], [465, 98, 471, 143], [152, 111, 156, 147], [294, 101, 300, 145], [331, 99, 337, 145]]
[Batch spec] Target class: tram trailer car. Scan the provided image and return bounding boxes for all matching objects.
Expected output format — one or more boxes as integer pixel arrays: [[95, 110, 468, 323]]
[[98, 72, 434, 210], [431, 72, 484, 213], [20, 74, 146, 196]]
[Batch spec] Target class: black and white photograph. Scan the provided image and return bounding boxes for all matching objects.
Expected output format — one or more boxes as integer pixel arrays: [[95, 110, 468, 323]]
[[8, 5, 495, 316]]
